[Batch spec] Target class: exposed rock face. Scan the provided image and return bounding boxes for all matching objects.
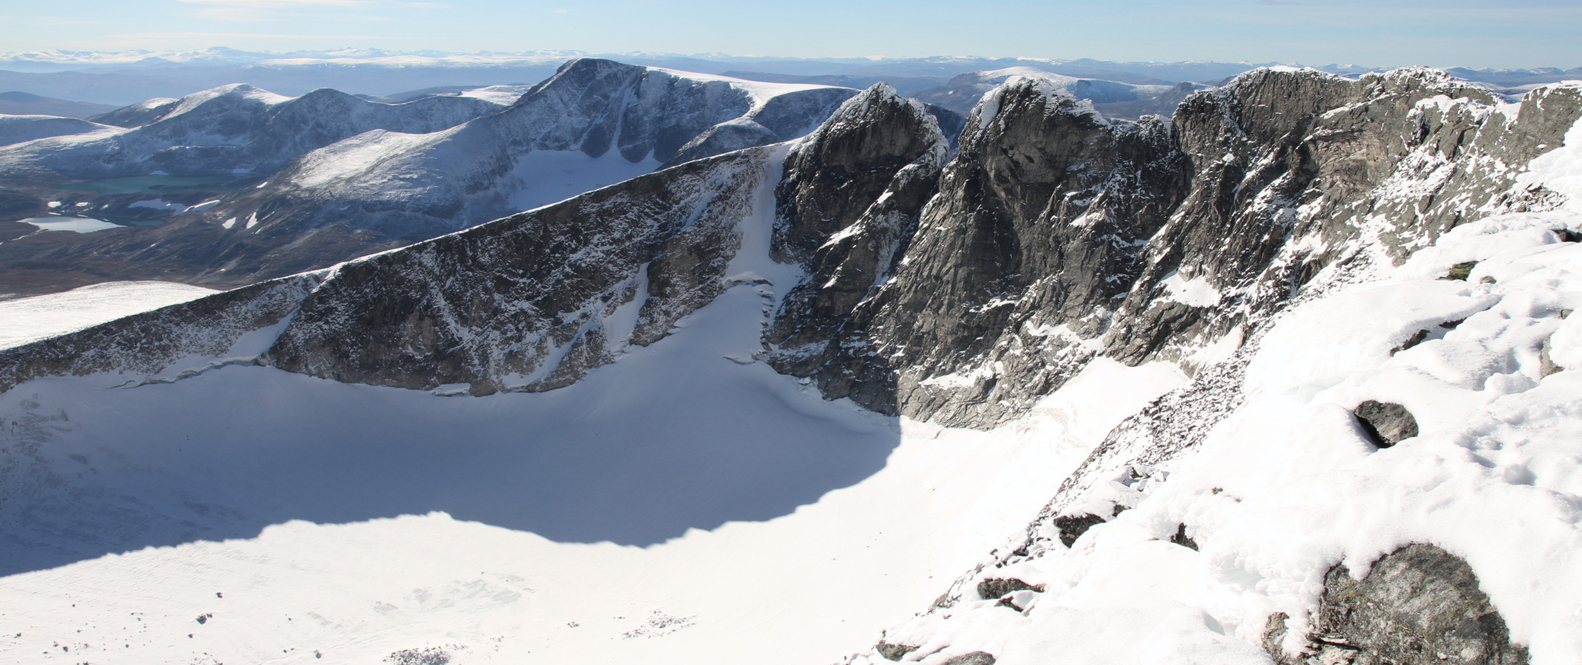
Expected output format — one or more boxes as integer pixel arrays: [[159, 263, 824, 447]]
[[769, 68, 1582, 427], [260, 150, 768, 394], [1262, 544, 1529, 665], [1352, 400, 1420, 448], [256, 85, 915, 393], [763, 86, 951, 406], [0, 274, 322, 394]]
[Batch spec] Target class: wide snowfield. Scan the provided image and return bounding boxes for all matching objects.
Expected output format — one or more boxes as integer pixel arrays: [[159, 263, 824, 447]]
[[0, 280, 217, 349], [0, 156, 1184, 664]]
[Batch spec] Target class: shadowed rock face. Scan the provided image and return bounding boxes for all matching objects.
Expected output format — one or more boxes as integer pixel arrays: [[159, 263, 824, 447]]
[[260, 150, 768, 395], [768, 68, 1582, 427], [763, 86, 951, 408], [1263, 543, 1529, 665]]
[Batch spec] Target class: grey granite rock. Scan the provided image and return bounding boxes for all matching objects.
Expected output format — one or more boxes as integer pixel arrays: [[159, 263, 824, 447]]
[[1353, 400, 1419, 448], [942, 651, 997, 665], [1262, 544, 1529, 665]]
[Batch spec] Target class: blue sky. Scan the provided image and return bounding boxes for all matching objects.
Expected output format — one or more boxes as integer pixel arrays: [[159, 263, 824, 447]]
[[1, 0, 1579, 68]]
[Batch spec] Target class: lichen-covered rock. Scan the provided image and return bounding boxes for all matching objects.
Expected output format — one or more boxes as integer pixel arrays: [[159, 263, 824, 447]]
[[976, 577, 1039, 601], [942, 651, 996, 665], [1353, 400, 1419, 448], [1540, 334, 1564, 377], [1053, 513, 1106, 547], [1262, 543, 1529, 665], [875, 641, 919, 661]]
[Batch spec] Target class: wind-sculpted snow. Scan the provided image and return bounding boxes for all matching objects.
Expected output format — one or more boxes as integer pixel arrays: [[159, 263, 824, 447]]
[[0, 83, 501, 181], [851, 212, 1582, 665]]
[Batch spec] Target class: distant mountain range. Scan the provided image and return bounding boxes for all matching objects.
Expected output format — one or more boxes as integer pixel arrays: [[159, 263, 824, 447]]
[[2, 48, 1575, 106]]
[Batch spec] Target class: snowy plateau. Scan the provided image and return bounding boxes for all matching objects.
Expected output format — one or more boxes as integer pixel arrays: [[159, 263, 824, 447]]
[[1, 59, 1582, 665]]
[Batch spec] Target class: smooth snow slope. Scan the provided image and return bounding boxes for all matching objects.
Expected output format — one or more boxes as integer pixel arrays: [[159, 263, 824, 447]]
[[0, 281, 217, 349], [0, 153, 1185, 665]]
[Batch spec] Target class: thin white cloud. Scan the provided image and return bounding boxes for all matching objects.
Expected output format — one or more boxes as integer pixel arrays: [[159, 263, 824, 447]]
[[175, 0, 375, 22], [176, 0, 372, 6], [108, 31, 399, 39]]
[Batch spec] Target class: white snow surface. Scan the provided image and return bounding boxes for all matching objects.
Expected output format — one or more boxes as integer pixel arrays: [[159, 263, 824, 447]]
[[506, 150, 661, 212], [858, 211, 1582, 665], [289, 127, 452, 189], [1519, 114, 1582, 213], [0, 281, 217, 349], [0, 156, 1185, 665], [1158, 270, 1222, 307], [650, 67, 838, 109], [16, 215, 121, 233], [456, 84, 534, 106]]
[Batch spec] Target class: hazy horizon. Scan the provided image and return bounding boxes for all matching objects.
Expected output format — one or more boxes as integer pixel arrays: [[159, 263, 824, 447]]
[[1, 0, 1578, 71]]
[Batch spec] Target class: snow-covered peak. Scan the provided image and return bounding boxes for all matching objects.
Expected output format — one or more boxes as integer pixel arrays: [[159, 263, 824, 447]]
[[454, 84, 535, 106], [649, 67, 845, 107], [163, 83, 294, 120], [973, 75, 1106, 129]]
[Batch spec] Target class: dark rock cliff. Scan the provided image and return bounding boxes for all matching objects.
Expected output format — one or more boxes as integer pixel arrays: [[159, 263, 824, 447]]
[[771, 68, 1582, 427]]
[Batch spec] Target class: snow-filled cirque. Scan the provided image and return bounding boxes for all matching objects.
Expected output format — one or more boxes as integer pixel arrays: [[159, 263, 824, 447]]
[[4, 62, 1582, 665], [0, 159, 1183, 664]]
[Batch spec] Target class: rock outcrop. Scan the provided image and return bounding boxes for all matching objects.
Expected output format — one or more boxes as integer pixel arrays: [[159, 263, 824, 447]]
[[772, 68, 1582, 427], [1263, 544, 1529, 665], [1352, 400, 1420, 448]]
